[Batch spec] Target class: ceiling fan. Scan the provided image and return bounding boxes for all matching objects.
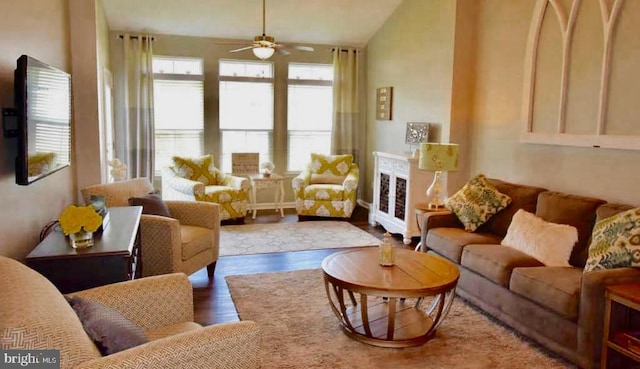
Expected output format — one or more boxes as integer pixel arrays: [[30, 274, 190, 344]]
[[217, 0, 314, 60]]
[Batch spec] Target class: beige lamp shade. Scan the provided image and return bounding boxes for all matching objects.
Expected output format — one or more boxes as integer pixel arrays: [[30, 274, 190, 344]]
[[418, 143, 459, 172]]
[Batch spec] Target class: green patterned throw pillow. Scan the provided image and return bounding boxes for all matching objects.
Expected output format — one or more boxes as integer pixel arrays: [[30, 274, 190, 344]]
[[445, 174, 512, 232], [584, 207, 640, 272]]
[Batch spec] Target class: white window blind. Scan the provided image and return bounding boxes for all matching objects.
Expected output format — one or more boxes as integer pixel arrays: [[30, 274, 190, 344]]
[[287, 63, 333, 171], [29, 66, 71, 165], [219, 60, 274, 172], [152, 56, 204, 177]]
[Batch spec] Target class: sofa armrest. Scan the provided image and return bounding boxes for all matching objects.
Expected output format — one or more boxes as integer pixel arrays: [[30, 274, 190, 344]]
[[138, 214, 183, 275], [68, 273, 193, 331], [292, 170, 311, 191], [220, 174, 250, 191], [419, 211, 463, 252], [166, 201, 220, 229], [578, 267, 640, 366], [76, 321, 261, 369], [163, 170, 205, 197]]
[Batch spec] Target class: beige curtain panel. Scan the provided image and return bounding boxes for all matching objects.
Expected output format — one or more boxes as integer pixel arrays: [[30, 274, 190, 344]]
[[119, 34, 155, 180], [331, 48, 361, 160]]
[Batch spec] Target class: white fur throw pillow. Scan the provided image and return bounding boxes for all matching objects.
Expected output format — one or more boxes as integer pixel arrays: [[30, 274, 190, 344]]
[[501, 209, 578, 267]]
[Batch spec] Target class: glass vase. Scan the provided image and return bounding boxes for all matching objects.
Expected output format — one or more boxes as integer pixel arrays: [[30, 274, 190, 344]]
[[378, 232, 395, 266], [69, 230, 94, 249]]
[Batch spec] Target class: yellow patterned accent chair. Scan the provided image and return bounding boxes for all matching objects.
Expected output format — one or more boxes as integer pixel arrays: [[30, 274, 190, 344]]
[[292, 153, 359, 218], [0, 256, 261, 369], [162, 154, 250, 221], [81, 178, 219, 279]]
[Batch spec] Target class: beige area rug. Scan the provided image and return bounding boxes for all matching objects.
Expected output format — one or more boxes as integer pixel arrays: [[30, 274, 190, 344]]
[[219, 221, 382, 256], [226, 269, 572, 369]]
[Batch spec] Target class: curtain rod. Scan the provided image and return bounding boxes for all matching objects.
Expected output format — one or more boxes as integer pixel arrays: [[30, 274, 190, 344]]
[[118, 35, 155, 41]]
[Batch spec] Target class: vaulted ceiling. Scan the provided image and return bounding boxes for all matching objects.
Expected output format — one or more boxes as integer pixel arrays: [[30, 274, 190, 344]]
[[101, 0, 403, 47]]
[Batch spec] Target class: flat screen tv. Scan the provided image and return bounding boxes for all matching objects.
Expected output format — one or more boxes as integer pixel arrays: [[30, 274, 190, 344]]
[[14, 55, 71, 185]]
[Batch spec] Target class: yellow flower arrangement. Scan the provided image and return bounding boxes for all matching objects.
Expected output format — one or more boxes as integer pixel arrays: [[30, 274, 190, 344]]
[[58, 205, 103, 235]]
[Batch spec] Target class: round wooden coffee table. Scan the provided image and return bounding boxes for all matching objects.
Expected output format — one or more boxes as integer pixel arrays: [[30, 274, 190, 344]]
[[321, 247, 459, 348]]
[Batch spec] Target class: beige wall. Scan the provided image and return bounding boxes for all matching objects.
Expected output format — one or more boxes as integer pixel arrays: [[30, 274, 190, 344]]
[[69, 0, 102, 193], [96, 0, 112, 182], [448, 0, 475, 193], [364, 0, 458, 202], [366, 0, 640, 207], [470, 0, 640, 205], [0, 0, 74, 260]]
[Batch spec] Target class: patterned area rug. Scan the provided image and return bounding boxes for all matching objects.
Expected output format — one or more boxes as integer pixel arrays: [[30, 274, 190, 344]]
[[227, 269, 571, 369], [219, 221, 382, 256]]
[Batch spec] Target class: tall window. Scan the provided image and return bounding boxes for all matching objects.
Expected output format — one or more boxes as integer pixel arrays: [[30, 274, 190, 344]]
[[287, 63, 333, 171], [152, 56, 204, 176], [219, 60, 274, 172]]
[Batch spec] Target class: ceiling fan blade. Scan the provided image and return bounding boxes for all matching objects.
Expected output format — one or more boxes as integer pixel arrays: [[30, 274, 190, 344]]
[[294, 45, 315, 52], [214, 41, 254, 45], [277, 48, 290, 56], [230, 46, 255, 53]]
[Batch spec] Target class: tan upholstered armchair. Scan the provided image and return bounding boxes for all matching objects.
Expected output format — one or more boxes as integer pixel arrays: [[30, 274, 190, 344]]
[[81, 178, 219, 278], [0, 256, 261, 369], [161, 155, 250, 221], [292, 153, 359, 218]]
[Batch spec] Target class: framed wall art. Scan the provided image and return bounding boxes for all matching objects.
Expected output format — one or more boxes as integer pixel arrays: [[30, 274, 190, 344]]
[[231, 153, 259, 175], [376, 87, 393, 120], [405, 122, 430, 145]]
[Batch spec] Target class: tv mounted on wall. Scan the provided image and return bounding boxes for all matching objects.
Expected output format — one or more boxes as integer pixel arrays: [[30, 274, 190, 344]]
[[14, 55, 71, 185]]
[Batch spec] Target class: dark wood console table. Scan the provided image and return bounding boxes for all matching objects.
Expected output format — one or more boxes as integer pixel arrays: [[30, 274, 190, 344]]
[[26, 206, 142, 293]]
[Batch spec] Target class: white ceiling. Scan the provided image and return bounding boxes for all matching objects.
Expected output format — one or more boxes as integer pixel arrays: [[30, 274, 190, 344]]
[[101, 0, 403, 47]]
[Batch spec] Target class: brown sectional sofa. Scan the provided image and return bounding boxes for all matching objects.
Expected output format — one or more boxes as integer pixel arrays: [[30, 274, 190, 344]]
[[419, 178, 640, 369]]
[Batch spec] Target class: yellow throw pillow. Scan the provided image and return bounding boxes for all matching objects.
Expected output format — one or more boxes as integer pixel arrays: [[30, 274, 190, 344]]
[[309, 153, 353, 176], [171, 154, 219, 185], [445, 174, 512, 232]]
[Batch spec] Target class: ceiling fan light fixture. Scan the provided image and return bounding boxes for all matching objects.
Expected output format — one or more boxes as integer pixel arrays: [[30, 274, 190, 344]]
[[253, 46, 275, 60]]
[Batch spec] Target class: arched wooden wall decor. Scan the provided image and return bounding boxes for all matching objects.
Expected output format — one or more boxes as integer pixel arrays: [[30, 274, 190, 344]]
[[521, 0, 640, 150]]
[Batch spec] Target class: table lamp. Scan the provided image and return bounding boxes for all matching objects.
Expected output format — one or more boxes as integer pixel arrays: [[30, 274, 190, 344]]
[[419, 143, 459, 209]]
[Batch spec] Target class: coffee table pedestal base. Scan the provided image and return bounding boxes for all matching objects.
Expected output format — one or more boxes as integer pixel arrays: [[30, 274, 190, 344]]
[[324, 278, 456, 348]]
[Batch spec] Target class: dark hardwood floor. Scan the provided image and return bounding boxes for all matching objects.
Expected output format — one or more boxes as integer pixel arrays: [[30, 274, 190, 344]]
[[189, 206, 419, 325]]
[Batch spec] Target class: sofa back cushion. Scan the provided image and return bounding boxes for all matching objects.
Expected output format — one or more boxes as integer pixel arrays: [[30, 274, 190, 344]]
[[479, 179, 547, 237], [535, 191, 606, 267], [596, 203, 634, 222], [0, 256, 101, 367]]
